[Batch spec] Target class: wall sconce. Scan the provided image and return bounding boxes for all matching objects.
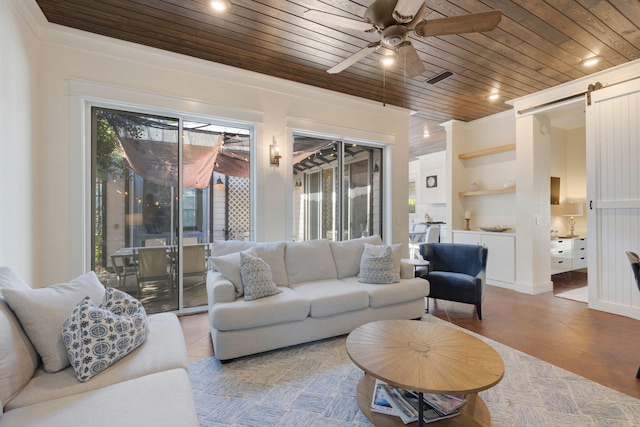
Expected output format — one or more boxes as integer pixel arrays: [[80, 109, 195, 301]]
[[270, 138, 282, 166], [372, 161, 380, 173], [216, 177, 224, 185]]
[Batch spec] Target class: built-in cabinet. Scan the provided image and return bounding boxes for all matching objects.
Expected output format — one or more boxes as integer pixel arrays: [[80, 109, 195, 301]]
[[452, 230, 516, 288], [550, 237, 587, 275]]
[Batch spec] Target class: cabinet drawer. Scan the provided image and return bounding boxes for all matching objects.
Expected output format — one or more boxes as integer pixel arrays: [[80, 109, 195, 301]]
[[551, 257, 571, 272], [573, 256, 588, 269], [551, 239, 571, 251]]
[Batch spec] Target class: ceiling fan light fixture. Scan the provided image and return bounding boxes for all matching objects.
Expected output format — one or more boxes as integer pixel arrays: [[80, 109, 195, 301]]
[[581, 56, 602, 67], [210, 0, 231, 12], [381, 56, 395, 66]]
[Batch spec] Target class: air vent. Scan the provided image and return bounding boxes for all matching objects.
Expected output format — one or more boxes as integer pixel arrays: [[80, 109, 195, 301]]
[[425, 71, 454, 85]]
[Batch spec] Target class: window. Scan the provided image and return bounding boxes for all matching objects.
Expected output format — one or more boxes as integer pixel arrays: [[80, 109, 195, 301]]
[[292, 135, 383, 241], [91, 106, 252, 313]]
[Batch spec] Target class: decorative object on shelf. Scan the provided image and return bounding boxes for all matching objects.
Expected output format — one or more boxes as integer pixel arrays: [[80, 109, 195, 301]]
[[562, 202, 583, 237], [426, 175, 437, 188], [503, 180, 515, 188], [469, 182, 479, 191], [464, 211, 471, 230], [479, 225, 511, 232], [269, 137, 281, 166]]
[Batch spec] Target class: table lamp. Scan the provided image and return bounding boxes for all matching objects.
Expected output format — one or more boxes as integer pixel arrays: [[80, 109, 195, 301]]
[[562, 202, 583, 237]]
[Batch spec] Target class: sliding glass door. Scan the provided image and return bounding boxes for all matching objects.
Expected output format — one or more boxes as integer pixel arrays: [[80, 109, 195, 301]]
[[292, 135, 382, 242], [92, 107, 252, 313]]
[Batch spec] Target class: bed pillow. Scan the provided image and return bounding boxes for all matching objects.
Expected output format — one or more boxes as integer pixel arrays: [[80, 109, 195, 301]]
[[359, 245, 397, 284], [62, 288, 149, 382], [240, 252, 282, 301], [211, 247, 259, 298], [2, 272, 105, 373]]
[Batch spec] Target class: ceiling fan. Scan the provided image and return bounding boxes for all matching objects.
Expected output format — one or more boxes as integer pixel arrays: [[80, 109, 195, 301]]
[[304, 0, 502, 78]]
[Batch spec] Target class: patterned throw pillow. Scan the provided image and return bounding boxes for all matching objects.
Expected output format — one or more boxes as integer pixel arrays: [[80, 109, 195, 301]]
[[358, 245, 398, 284], [240, 252, 282, 301], [62, 288, 149, 382]]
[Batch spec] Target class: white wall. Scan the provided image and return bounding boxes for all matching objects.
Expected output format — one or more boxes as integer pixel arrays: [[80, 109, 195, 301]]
[[2, 0, 412, 284], [0, 1, 40, 283]]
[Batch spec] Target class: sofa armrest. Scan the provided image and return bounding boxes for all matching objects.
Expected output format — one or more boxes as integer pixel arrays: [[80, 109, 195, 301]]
[[206, 271, 236, 306], [400, 262, 415, 280]]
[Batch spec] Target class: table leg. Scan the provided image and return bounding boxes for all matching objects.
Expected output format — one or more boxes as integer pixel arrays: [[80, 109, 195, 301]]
[[418, 391, 424, 427]]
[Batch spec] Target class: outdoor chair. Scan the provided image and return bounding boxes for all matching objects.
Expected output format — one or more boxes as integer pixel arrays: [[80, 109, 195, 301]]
[[181, 244, 208, 287], [419, 242, 488, 320], [134, 247, 173, 294]]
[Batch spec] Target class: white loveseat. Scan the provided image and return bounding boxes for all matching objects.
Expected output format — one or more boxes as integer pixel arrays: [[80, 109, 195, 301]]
[[207, 236, 430, 361], [0, 267, 199, 427]]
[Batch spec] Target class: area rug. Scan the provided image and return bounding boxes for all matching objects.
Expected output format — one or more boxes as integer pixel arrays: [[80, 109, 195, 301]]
[[189, 315, 640, 426], [555, 286, 588, 303]]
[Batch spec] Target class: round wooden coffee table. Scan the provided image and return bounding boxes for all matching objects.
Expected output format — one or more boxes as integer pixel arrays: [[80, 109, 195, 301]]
[[346, 320, 504, 427]]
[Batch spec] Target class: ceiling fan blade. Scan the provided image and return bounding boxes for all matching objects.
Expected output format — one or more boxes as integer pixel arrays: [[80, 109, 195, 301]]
[[304, 10, 373, 33], [327, 42, 380, 74], [396, 41, 426, 78], [393, 0, 426, 24], [415, 10, 502, 37]]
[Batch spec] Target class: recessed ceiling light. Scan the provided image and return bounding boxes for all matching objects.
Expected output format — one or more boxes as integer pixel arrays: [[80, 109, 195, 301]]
[[210, 0, 231, 12], [487, 93, 500, 101], [581, 56, 602, 67]]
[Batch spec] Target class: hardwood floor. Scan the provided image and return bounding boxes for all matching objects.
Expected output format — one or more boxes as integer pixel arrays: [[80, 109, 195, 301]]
[[178, 272, 640, 400]]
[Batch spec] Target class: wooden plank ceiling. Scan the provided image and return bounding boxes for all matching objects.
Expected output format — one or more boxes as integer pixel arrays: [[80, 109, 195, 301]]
[[35, 0, 640, 159]]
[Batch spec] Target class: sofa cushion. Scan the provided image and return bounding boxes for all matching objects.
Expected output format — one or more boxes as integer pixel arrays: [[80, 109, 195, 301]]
[[329, 235, 383, 279], [211, 247, 258, 298], [2, 272, 105, 373], [5, 313, 187, 411], [253, 241, 288, 287], [210, 240, 255, 259], [210, 287, 309, 331], [362, 243, 402, 282], [62, 288, 149, 382], [289, 279, 369, 318], [0, 268, 40, 410], [285, 239, 337, 284], [0, 368, 199, 427], [358, 245, 397, 284], [345, 276, 430, 308], [240, 252, 282, 301]]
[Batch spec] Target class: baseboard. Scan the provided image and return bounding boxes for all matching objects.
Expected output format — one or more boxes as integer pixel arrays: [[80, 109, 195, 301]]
[[514, 280, 553, 295]]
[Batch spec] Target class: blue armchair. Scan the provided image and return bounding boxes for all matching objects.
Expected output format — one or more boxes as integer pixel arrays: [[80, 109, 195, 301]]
[[419, 243, 488, 320]]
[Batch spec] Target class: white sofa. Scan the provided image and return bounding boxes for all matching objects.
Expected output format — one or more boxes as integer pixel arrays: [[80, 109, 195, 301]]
[[0, 267, 199, 427], [207, 236, 430, 361]]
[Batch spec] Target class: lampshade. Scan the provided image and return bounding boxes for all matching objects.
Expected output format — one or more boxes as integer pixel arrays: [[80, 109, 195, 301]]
[[562, 202, 583, 217]]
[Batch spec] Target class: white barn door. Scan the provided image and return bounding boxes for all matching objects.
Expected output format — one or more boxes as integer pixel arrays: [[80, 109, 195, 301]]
[[586, 78, 640, 320]]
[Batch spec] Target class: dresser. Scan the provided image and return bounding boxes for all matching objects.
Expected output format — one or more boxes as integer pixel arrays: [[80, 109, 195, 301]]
[[551, 237, 587, 275]]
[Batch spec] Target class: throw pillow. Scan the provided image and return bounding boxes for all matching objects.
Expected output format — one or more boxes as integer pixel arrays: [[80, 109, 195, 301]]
[[362, 243, 402, 282], [239, 252, 282, 301], [2, 272, 105, 373], [359, 245, 397, 284], [62, 288, 149, 382], [211, 247, 259, 298], [329, 235, 384, 278]]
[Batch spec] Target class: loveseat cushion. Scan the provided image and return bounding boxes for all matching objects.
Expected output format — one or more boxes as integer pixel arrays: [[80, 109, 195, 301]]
[[285, 239, 337, 284], [253, 242, 288, 287], [2, 272, 105, 373], [289, 279, 369, 318], [211, 247, 259, 298], [329, 235, 383, 279], [0, 368, 198, 427], [344, 276, 430, 308], [0, 267, 39, 410], [5, 313, 187, 411], [210, 287, 309, 331]]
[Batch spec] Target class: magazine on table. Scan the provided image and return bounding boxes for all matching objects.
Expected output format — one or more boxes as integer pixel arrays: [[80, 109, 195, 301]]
[[370, 379, 398, 416], [380, 384, 461, 424], [410, 390, 467, 415]]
